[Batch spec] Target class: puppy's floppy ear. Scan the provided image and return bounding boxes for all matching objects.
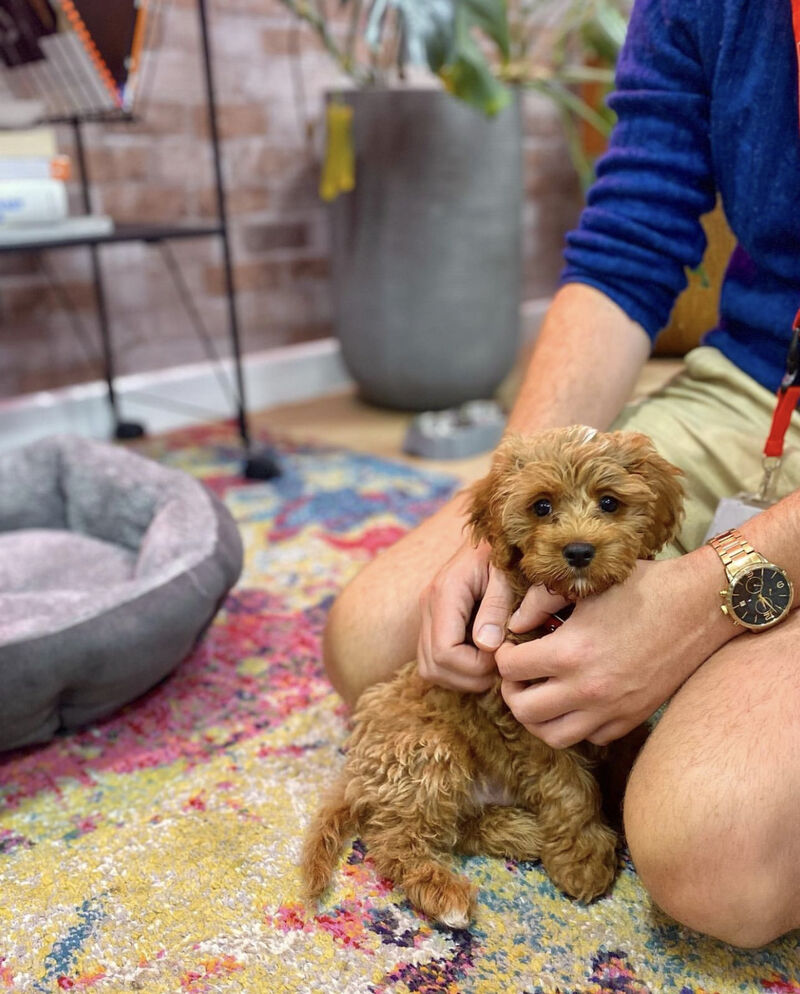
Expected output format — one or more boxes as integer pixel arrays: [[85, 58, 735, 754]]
[[612, 431, 685, 558], [465, 435, 523, 572]]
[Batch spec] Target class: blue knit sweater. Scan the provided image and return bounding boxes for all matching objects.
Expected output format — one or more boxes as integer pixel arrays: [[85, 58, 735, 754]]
[[561, 0, 800, 393]]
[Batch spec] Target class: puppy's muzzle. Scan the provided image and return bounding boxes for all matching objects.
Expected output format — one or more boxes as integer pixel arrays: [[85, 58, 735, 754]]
[[562, 542, 595, 569]]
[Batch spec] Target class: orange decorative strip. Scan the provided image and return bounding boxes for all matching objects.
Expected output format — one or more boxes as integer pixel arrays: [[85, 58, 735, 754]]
[[55, 0, 122, 107]]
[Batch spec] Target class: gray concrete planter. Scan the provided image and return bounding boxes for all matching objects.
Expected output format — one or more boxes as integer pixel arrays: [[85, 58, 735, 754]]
[[328, 88, 522, 411]]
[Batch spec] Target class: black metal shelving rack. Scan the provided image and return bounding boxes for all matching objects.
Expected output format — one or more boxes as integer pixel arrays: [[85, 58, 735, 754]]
[[0, 0, 280, 480]]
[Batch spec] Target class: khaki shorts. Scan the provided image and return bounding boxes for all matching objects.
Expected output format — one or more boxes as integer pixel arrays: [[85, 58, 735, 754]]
[[611, 346, 800, 556]]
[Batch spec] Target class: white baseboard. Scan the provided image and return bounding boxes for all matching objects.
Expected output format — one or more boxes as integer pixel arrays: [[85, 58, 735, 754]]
[[0, 297, 552, 454], [0, 338, 353, 453]]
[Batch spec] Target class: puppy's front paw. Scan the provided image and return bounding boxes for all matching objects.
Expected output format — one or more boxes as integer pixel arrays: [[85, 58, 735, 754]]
[[544, 822, 618, 902]]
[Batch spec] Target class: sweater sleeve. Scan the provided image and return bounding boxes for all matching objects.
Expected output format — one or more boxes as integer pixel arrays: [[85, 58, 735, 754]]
[[560, 0, 717, 341]]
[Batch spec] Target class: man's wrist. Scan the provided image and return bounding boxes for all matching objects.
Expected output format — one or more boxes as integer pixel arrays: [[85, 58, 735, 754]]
[[684, 543, 746, 650], [707, 526, 795, 631]]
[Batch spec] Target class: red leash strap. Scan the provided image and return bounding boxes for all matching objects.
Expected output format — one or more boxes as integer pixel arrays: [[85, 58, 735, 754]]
[[763, 304, 800, 462], [764, 308, 800, 458], [761, 1, 800, 462], [764, 387, 800, 457], [793, 0, 800, 129]]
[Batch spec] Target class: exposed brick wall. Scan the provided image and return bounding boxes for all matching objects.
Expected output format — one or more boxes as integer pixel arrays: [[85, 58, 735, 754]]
[[0, 0, 580, 398]]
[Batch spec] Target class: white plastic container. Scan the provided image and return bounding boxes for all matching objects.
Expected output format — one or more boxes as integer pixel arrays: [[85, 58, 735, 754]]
[[0, 179, 68, 226]]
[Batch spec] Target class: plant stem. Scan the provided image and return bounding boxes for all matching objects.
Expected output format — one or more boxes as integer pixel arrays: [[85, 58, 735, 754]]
[[278, 0, 368, 84], [525, 75, 613, 136], [345, 0, 363, 71]]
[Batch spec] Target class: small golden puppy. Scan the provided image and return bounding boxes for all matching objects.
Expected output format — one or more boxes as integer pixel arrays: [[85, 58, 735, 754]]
[[302, 426, 684, 926]]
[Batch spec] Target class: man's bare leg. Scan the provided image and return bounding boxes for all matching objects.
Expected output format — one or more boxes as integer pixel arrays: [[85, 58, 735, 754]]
[[323, 492, 471, 706], [624, 609, 800, 947]]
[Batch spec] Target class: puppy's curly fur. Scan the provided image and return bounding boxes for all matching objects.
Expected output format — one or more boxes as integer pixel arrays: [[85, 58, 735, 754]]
[[301, 426, 684, 927]]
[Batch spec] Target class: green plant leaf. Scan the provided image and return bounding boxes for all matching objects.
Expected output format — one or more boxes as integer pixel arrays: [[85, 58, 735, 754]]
[[458, 0, 510, 60], [578, 0, 629, 63], [425, 23, 453, 75], [396, 0, 455, 70], [442, 52, 511, 115], [592, 1, 629, 49], [440, 0, 511, 114], [364, 0, 390, 51]]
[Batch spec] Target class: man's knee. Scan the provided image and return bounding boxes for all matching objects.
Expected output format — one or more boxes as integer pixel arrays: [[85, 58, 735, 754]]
[[322, 562, 421, 707], [322, 581, 365, 708], [321, 493, 469, 706], [624, 770, 794, 948]]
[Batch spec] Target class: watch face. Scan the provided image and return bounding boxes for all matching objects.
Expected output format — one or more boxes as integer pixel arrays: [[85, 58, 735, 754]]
[[730, 565, 793, 628]]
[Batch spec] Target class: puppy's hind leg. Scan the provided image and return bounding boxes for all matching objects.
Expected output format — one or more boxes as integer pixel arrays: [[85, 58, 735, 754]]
[[365, 822, 477, 929], [300, 777, 356, 901], [457, 804, 544, 861]]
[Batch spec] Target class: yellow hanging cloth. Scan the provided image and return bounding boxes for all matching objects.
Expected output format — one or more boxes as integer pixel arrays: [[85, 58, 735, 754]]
[[319, 100, 356, 202]]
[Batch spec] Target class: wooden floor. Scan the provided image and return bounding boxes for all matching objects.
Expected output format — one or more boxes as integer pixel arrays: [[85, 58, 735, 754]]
[[253, 357, 684, 485]]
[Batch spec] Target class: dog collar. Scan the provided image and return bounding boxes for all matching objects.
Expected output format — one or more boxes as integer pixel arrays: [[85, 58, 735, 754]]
[[542, 604, 575, 634]]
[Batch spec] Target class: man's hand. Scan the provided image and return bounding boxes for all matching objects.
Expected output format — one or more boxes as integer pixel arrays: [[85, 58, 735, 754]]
[[496, 553, 736, 749], [417, 541, 510, 692], [417, 541, 569, 693]]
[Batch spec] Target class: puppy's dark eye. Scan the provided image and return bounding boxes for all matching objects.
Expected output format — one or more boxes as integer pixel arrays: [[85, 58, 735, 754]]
[[599, 495, 620, 513], [532, 498, 552, 517]]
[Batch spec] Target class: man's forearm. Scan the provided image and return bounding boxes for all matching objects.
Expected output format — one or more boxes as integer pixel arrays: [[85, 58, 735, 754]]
[[507, 283, 651, 434], [659, 488, 800, 682]]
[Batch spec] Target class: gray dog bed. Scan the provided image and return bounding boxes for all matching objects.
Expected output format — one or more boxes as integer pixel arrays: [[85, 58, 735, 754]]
[[0, 435, 243, 751]]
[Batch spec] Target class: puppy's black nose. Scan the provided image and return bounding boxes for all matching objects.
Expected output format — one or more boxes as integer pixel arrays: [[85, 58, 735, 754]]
[[562, 542, 595, 568]]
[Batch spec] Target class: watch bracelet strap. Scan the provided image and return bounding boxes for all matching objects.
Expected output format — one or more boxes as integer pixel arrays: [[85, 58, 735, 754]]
[[708, 527, 766, 579]]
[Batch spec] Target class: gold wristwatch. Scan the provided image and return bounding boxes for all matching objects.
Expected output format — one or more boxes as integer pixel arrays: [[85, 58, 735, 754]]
[[708, 528, 794, 631]]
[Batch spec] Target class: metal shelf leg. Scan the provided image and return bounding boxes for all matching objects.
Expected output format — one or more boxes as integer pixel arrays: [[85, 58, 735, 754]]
[[197, 0, 280, 480], [72, 116, 144, 441]]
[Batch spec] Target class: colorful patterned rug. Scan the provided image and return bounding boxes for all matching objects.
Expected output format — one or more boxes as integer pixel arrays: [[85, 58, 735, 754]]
[[1, 425, 798, 994]]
